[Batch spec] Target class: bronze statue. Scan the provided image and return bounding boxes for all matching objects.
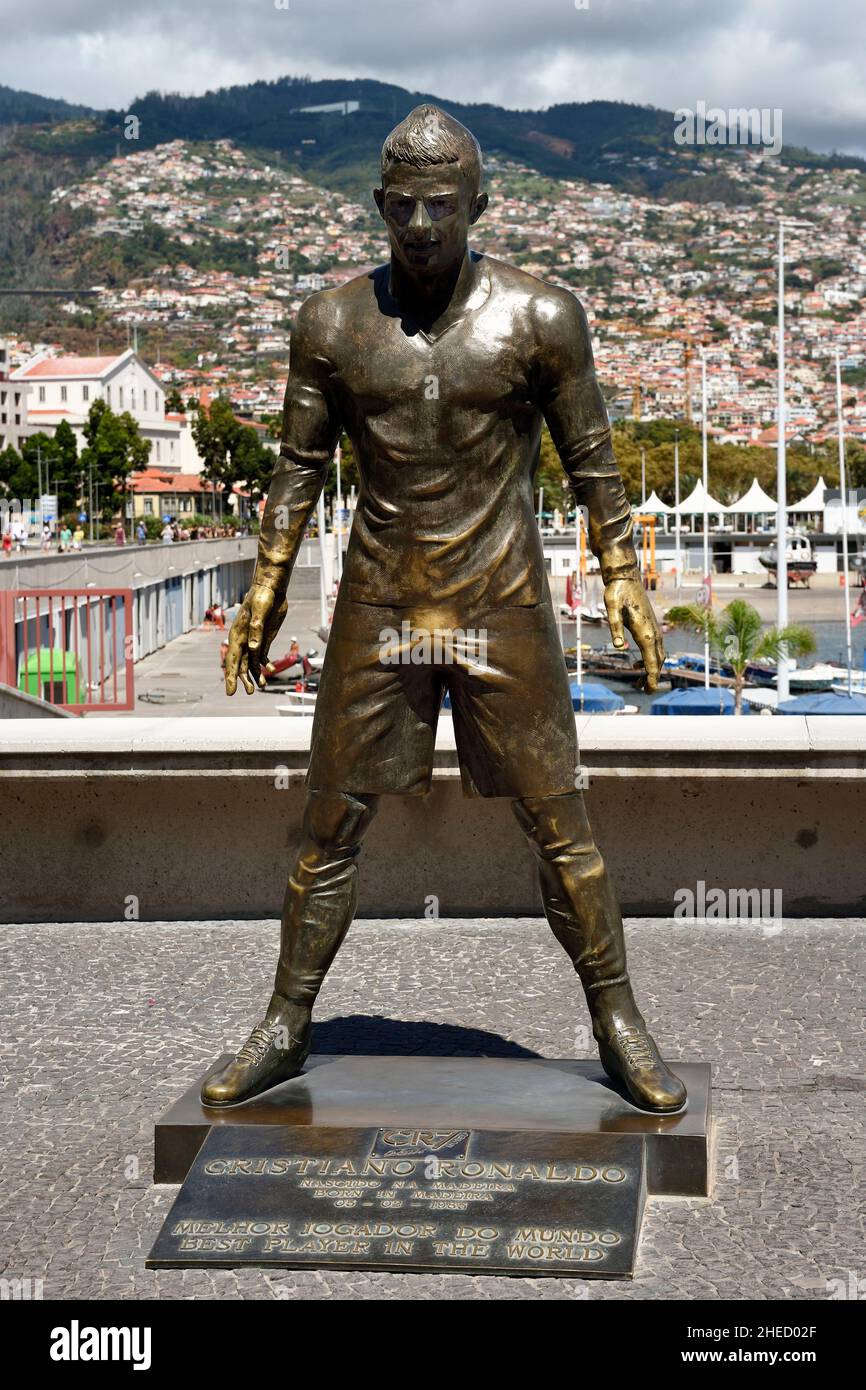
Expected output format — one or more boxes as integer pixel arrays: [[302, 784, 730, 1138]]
[[201, 105, 686, 1114]]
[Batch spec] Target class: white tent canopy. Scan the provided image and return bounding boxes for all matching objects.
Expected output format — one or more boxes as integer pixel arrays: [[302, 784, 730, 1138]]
[[727, 478, 777, 513], [789, 476, 827, 513], [640, 490, 674, 514], [676, 480, 728, 515]]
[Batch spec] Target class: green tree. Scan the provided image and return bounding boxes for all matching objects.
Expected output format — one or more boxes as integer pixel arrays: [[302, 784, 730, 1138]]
[[52, 419, 79, 512], [191, 395, 276, 514], [0, 441, 36, 504], [664, 598, 816, 715], [19, 430, 79, 511], [844, 440, 866, 489], [536, 426, 569, 513], [79, 398, 150, 531], [164, 387, 185, 414]]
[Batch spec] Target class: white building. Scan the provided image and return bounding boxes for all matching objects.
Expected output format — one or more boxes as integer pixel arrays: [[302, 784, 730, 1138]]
[[0, 339, 30, 453], [10, 347, 204, 473]]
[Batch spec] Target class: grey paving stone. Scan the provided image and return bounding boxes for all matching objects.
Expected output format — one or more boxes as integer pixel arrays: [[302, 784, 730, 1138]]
[[0, 916, 863, 1300]]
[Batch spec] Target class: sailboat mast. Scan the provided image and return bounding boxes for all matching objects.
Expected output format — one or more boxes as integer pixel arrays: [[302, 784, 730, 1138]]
[[701, 351, 710, 689], [835, 348, 854, 698], [674, 429, 681, 593], [776, 220, 790, 701]]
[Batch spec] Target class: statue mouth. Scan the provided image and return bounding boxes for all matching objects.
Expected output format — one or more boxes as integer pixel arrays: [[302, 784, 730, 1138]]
[[404, 243, 438, 263]]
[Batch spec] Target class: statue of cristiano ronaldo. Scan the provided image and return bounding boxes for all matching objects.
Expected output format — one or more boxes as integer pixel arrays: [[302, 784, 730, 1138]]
[[201, 105, 686, 1114]]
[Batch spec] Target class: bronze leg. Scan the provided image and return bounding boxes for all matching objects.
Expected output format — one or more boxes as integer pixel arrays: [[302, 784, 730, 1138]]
[[512, 791, 686, 1113], [201, 790, 379, 1106], [274, 789, 380, 1005]]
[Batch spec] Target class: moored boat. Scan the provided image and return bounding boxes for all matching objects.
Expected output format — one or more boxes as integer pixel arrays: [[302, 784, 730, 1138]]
[[759, 531, 818, 587]]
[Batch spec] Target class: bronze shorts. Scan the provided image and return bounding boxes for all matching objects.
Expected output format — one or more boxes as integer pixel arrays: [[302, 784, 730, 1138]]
[[306, 596, 578, 798]]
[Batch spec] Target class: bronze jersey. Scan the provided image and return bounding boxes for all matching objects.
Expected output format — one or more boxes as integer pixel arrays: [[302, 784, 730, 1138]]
[[259, 254, 638, 617]]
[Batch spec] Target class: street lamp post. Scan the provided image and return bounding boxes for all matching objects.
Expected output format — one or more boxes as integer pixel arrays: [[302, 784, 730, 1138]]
[[775, 220, 790, 702], [335, 440, 343, 583], [700, 351, 710, 690], [674, 428, 681, 593], [835, 348, 854, 697]]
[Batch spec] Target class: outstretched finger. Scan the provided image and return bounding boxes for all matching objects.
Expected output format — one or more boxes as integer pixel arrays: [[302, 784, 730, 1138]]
[[238, 650, 255, 696], [247, 587, 274, 654], [248, 646, 268, 690], [655, 631, 666, 682], [605, 594, 627, 649], [223, 610, 248, 696], [635, 621, 661, 691], [224, 638, 242, 695], [258, 597, 287, 669]]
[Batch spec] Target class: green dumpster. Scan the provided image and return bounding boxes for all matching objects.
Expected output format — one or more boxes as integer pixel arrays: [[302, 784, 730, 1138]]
[[19, 648, 82, 704]]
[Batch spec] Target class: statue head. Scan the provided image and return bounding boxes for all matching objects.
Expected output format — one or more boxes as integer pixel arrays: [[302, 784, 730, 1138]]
[[374, 104, 489, 279]]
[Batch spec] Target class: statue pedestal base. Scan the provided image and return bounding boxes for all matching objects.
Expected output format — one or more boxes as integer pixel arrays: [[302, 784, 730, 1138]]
[[147, 1056, 710, 1278]]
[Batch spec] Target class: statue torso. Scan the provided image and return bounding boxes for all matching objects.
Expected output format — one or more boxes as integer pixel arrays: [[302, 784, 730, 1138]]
[[319, 256, 557, 616]]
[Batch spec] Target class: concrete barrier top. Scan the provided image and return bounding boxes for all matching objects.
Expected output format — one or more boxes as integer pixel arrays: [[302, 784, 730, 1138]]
[[0, 714, 863, 780]]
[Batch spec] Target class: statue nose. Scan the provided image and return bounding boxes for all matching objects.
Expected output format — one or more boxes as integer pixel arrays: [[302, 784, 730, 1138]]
[[407, 202, 432, 234]]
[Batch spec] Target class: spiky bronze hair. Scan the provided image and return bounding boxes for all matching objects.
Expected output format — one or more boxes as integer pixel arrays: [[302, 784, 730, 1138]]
[[381, 104, 483, 191]]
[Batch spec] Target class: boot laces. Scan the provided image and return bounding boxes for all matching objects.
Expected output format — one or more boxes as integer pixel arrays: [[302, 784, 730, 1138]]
[[615, 1025, 656, 1069], [236, 1022, 283, 1065]]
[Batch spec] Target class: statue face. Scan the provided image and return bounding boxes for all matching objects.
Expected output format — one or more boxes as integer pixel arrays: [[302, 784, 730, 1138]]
[[375, 163, 487, 279]]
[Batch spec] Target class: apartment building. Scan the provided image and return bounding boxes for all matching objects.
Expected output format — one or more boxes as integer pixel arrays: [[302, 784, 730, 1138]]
[[0, 339, 30, 453]]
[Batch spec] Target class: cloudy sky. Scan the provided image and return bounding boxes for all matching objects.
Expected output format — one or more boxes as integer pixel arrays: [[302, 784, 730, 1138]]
[[1, 0, 863, 156]]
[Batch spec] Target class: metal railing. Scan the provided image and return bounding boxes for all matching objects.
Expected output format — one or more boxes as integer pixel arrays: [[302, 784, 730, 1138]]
[[0, 588, 135, 713]]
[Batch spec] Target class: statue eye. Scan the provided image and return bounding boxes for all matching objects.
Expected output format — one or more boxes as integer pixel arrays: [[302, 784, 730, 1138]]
[[387, 198, 415, 225], [426, 199, 455, 220]]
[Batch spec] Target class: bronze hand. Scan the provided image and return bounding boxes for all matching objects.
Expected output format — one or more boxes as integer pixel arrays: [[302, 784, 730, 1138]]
[[604, 577, 665, 692], [224, 582, 288, 695]]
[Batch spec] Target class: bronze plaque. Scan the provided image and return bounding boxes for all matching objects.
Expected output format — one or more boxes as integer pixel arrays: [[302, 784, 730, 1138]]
[[147, 1124, 646, 1277]]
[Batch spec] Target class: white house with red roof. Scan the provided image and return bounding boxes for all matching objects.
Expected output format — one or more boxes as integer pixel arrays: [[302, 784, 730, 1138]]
[[10, 346, 204, 473]]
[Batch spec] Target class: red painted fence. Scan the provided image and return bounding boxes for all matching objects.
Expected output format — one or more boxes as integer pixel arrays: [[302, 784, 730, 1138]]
[[0, 588, 135, 713]]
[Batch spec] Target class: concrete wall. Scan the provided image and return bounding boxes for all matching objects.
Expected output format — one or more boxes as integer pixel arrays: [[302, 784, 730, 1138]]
[[0, 715, 863, 922], [0, 682, 74, 719], [0, 536, 258, 593], [0, 540, 319, 674]]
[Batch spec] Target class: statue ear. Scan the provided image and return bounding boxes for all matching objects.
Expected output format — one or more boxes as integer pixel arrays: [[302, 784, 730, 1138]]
[[373, 187, 385, 218], [470, 192, 489, 225]]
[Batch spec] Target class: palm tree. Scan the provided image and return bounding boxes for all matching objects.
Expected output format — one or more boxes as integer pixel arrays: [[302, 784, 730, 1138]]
[[664, 598, 816, 714]]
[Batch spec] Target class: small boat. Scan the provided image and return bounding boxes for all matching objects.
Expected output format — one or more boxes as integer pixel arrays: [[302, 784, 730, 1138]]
[[786, 663, 838, 693], [742, 658, 777, 688], [733, 654, 838, 693], [776, 691, 866, 716], [663, 653, 735, 689], [759, 531, 818, 587], [651, 687, 737, 715], [560, 602, 605, 624], [562, 641, 594, 672], [569, 681, 625, 712], [829, 665, 866, 696], [583, 644, 652, 685]]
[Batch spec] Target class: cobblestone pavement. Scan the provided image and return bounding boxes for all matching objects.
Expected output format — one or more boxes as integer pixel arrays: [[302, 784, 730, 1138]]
[[1, 917, 863, 1301]]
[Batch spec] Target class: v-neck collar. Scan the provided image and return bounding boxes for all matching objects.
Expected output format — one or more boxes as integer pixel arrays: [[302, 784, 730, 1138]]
[[416, 267, 492, 343], [384, 260, 492, 344]]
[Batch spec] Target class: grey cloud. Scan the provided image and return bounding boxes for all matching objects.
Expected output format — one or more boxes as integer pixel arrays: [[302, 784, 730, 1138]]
[[0, 0, 863, 155]]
